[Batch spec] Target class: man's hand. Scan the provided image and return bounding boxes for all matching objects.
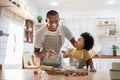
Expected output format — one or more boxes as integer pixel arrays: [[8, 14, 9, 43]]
[[34, 48, 57, 59], [34, 47, 46, 58], [46, 49, 57, 59], [35, 52, 46, 58], [48, 49, 57, 55]]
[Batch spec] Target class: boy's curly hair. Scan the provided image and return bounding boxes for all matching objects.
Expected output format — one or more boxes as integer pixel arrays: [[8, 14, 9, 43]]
[[80, 32, 94, 51]]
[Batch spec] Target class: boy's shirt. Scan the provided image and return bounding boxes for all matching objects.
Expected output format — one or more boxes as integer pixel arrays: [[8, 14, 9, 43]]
[[67, 48, 91, 61]]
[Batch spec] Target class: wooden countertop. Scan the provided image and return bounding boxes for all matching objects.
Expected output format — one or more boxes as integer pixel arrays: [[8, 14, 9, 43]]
[[0, 69, 111, 80], [93, 55, 120, 59]]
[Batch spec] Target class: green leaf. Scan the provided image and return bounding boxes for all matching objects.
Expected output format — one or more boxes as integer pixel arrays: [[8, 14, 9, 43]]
[[37, 15, 43, 21]]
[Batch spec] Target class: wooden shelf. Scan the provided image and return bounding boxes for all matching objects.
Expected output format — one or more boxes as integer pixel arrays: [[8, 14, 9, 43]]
[[97, 18, 115, 19], [34, 23, 44, 27], [0, 0, 33, 20], [97, 35, 116, 38], [24, 19, 33, 43], [34, 23, 45, 33], [97, 24, 116, 26]]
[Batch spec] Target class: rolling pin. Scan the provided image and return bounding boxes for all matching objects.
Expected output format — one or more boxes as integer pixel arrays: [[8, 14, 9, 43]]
[[39, 65, 61, 72]]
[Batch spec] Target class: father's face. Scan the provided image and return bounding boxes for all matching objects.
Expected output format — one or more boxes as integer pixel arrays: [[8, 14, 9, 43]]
[[47, 15, 60, 31]]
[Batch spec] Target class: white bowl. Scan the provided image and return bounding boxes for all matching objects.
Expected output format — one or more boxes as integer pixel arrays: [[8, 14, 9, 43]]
[[110, 69, 120, 80], [64, 66, 77, 71], [112, 62, 120, 69]]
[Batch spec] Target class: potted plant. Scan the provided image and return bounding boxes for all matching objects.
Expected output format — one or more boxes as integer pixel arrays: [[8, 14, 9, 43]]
[[37, 15, 43, 23], [112, 44, 119, 56]]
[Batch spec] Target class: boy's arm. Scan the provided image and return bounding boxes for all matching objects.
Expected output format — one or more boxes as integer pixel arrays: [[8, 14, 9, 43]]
[[62, 49, 73, 58], [86, 58, 94, 68], [86, 59, 96, 72], [84, 50, 96, 72], [86, 61, 89, 69]]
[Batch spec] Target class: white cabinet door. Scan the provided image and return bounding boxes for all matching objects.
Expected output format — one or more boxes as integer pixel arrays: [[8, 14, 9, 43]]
[[4, 23, 24, 69], [93, 58, 120, 70]]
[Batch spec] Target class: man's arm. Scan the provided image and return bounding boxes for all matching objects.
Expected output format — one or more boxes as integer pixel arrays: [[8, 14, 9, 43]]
[[70, 37, 76, 47], [62, 26, 76, 47], [34, 47, 45, 58]]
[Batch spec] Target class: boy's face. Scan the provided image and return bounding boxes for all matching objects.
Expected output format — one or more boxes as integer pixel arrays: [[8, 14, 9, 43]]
[[75, 36, 84, 50]]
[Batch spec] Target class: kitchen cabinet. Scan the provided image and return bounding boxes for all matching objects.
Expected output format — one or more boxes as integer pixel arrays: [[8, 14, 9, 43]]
[[0, 0, 33, 20], [93, 55, 120, 70]]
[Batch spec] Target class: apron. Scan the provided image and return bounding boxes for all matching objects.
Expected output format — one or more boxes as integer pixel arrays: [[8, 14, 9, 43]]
[[41, 30, 62, 67], [69, 49, 86, 69]]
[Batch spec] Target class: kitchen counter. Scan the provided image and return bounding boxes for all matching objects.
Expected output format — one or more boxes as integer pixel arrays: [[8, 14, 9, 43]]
[[0, 69, 111, 80], [93, 55, 120, 59]]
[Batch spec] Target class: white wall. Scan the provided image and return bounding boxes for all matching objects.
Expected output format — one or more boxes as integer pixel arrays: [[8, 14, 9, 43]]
[[0, 8, 24, 68], [38, 7, 120, 55], [0, 0, 38, 68], [23, 0, 38, 56]]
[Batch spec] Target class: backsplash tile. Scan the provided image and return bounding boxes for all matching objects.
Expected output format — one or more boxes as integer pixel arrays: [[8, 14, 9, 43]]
[[39, 8, 120, 55]]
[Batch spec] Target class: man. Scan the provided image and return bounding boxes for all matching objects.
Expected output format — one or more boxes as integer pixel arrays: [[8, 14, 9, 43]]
[[34, 10, 75, 67]]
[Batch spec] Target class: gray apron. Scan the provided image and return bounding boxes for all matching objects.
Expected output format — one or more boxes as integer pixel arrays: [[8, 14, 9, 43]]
[[41, 31, 62, 67], [69, 49, 86, 69]]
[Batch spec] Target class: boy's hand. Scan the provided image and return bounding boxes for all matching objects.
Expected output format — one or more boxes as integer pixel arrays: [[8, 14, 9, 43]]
[[63, 54, 67, 58], [62, 50, 66, 54], [90, 67, 96, 72], [62, 50, 68, 58]]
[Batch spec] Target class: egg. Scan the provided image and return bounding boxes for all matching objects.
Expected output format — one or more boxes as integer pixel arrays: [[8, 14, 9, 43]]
[[77, 72, 82, 76], [64, 71, 70, 76], [34, 70, 38, 75], [85, 71, 88, 75], [81, 72, 86, 76], [72, 73, 77, 76]]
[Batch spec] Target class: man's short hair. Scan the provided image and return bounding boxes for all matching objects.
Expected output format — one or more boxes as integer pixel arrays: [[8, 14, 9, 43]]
[[47, 10, 59, 17]]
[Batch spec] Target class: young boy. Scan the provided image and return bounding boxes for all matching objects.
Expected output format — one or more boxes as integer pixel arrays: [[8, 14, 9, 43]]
[[63, 32, 96, 72]]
